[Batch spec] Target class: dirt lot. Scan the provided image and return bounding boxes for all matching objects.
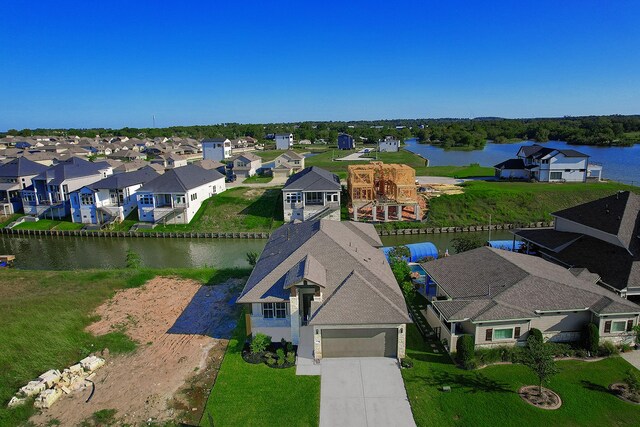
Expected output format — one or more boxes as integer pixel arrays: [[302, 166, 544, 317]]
[[31, 276, 244, 426]]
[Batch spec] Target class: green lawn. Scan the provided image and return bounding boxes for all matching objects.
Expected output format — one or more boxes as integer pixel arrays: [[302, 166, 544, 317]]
[[242, 174, 273, 184], [0, 267, 251, 427], [145, 186, 284, 233], [419, 164, 494, 178], [12, 218, 84, 231], [0, 214, 23, 228], [402, 324, 640, 427], [425, 180, 639, 227], [201, 315, 320, 427]]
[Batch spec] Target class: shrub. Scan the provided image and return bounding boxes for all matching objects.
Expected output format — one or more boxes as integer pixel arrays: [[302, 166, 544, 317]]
[[286, 342, 294, 352], [286, 352, 296, 364], [250, 333, 271, 354], [575, 348, 588, 358], [277, 357, 285, 366], [450, 235, 483, 253], [547, 342, 574, 357], [246, 251, 259, 266], [528, 328, 543, 345], [266, 357, 276, 366], [620, 343, 632, 353], [276, 348, 285, 361], [599, 341, 619, 356], [456, 335, 475, 369], [583, 322, 599, 354], [624, 369, 640, 395], [400, 358, 414, 369]]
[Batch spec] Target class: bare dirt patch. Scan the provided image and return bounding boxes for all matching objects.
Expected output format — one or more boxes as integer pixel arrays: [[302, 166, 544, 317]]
[[518, 385, 562, 410], [31, 276, 244, 426]]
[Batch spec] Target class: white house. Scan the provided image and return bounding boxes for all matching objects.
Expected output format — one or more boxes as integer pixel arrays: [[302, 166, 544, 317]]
[[275, 133, 294, 150], [378, 136, 400, 152], [272, 150, 305, 180], [282, 166, 341, 222], [229, 152, 262, 179], [136, 164, 225, 224], [202, 138, 232, 161]]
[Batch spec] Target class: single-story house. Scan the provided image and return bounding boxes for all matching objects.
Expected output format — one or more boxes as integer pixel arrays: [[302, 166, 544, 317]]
[[422, 246, 640, 352], [237, 219, 411, 359]]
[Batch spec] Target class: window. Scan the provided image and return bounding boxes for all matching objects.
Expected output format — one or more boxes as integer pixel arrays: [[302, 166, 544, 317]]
[[275, 303, 287, 318], [541, 159, 549, 164], [611, 321, 626, 333], [139, 194, 153, 205], [80, 194, 93, 205], [190, 193, 198, 201], [263, 303, 274, 319], [326, 193, 339, 202], [493, 328, 514, 340], [262, 302, 287, 319], [550, 172, 563, 180], [305, 192, 323, 205], [285, 192, 302, 203]]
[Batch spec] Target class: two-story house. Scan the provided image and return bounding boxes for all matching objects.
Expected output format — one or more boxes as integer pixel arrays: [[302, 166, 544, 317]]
[[494, 144, 602, 182], [69, 167, 160, 225], [237, 219, 411, 361], [378, 136, 400, 152], [228, 152, 262, 179], [272, 150, 305, 180], [202, 138, 232, 161], [281, 166, 341, 222], [136, 164, 225, 224], [275, 133, 294, 150], [337, 133, 355, 150], [0, 157, 48, 214], [21, 157, 113, 219]]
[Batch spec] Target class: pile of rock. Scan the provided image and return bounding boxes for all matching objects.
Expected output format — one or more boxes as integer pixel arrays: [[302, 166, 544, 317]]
[[8, 356, 106, 409]]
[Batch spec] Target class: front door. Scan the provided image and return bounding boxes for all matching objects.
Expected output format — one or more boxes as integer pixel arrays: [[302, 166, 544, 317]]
[[302, 293, 313, 325]]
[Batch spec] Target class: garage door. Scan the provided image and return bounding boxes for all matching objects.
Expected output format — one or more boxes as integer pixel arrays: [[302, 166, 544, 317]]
[[321, 328, 398, 358]]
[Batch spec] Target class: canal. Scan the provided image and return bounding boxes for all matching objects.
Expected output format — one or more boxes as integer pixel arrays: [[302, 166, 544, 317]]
[[0, 229, 515, 270]]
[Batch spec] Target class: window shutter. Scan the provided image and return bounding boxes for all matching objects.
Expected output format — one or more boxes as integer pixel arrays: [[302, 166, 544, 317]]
[[604, 321, 611, 333], [485, 329, 493, 342], [627, 320, 634, 332], [514, 327, 521, 339]]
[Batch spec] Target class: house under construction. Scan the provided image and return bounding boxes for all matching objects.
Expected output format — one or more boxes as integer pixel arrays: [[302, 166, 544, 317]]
[[347, 162, 421, 222]]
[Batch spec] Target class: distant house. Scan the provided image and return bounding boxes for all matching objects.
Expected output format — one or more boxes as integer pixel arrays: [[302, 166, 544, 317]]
[[282, 166, 341, 222], [494, 144, 602, 182], [194, 159, 226, 175], [422, 246, 640, 352], [113, 159, 152, 174], [0, 158, 48, 214], [151, 153, 188, 169], [337, 133, 355, 150], [378, 136, 399, 152], [202, 138, 232, 161], [229, 152, 262, 179], [272, 150, 305, 180], [515, 191, 640, 298], [107, 150, 146, 161], [136, 164, 225, 224], [21, 157, 113, 219], [298, 139, 312, 145], [275, 133, 294, 150], [236, 219, 411, 359], [69, 167, 160, 225]]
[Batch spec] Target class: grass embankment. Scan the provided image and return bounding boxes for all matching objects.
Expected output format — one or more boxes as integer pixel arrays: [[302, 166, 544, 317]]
[[424, 180, 639, 228], [201, 314, 320, 427], [402, 324, 640, 426], [148, 186, 284, 233], [0, 267, 250, 427]]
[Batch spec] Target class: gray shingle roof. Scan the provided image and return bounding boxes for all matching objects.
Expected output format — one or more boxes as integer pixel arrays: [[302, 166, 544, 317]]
[[88, 167, 159, 190], [0, 157, 48, 178], [237, 220, 411, 325], [139, 164, 224, 193], [514, 228, 583, 251], [422, 247, 639, 322], [282, 166, 341, 192], [494, 158, 526, 169], [32, 157, 110, 185]]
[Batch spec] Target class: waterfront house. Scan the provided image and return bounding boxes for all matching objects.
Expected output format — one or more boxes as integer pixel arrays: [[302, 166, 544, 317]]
[[337, 133, 355, 150], [237, 219, 411, 359], [494, 144, 602, 182], [282, 166, 341, 222], [378, 136, 400, 152], [21, 157, 113, 219], [202, 138, 232, 161], [136, 164, 225, 224], [69, 167, 160, 225], [275, 133, 294, 150], [272, 150, 305, 180], [515, 191, 640, 298], [228, 152, 262, 179], [422, 246, 640, 352], [0, 157, 48, 214]]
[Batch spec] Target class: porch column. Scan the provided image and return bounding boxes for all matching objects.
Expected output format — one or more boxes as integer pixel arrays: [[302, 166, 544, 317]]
[[353, 205, 358, 221], [290, 291, 300, 345], [384, 205, 389, 221]]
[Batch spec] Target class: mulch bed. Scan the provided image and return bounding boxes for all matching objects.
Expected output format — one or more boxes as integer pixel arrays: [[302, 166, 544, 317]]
[[518, 386, 562, 410], [241, 342, 297, 368], [609, 383, 640, 405]]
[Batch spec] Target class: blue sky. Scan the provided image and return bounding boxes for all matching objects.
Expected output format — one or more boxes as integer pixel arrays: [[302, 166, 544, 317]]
[[1, 0, 639, 130]]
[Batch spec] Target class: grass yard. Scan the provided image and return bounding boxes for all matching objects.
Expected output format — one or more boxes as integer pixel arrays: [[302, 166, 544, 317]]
[[242, 174, 273, 184], [201, 315, 320, 427], [418, 164, 494, 178], [0, 267, 250, 427], [12, 218, 84, 231], [146, 186, 284, 233], [402, 325, 640, 427], [425, 180, 639, 227]]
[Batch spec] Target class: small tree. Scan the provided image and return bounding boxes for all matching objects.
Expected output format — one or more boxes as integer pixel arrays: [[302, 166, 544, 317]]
[[450, 235, 483, 253], [388, 246, 412, 286], [250, 333, 271, 354], [633, 324, 640, 344], [401, 281, 416, 303], [125, 249, 142, 269], [583, 322, 599, 354], [521, 336, 559, 395], [456, 335, 475, 369], [246, 251, 259, 267], [528, 328, 543, 345]]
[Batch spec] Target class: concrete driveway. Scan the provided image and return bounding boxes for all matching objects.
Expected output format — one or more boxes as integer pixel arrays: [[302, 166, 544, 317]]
[[320, 358, 416, 427]]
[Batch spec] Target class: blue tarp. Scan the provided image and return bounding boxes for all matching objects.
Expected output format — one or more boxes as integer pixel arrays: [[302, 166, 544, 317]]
[[487, 240, 524, 252], [381, 242, 439, 262]]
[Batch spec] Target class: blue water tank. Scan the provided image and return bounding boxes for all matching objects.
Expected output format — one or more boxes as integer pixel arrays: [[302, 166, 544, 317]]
[[381, 242, 438, 262]]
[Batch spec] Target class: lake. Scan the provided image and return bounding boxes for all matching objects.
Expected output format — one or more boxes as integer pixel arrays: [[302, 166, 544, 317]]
[[0, 230, 514, 270], [403, 138, 640, 185]]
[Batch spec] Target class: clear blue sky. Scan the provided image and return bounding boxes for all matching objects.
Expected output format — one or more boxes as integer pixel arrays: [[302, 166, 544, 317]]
[[1, 0, 639, 130]]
